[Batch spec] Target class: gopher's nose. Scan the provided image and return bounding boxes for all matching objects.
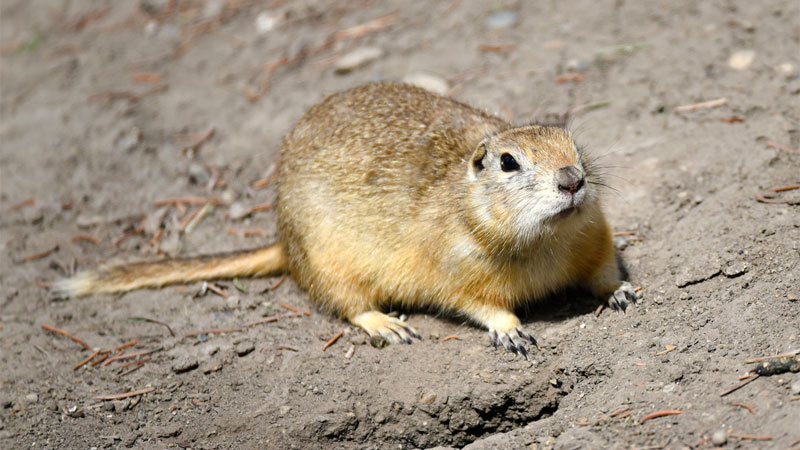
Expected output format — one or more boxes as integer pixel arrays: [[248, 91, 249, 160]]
[[557, 165, 584, 194]]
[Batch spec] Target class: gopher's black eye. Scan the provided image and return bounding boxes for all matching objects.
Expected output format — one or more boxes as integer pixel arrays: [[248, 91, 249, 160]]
[[500, 153, 520, 172]]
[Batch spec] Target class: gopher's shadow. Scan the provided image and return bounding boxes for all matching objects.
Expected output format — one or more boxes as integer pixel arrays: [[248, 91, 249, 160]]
[[516, 254, 632, 324], [398, 254, 633, 329]]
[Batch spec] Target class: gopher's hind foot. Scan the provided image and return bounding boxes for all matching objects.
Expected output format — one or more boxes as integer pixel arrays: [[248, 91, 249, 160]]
[[608, 281, 638, 312], [350, 311, 422, 345]]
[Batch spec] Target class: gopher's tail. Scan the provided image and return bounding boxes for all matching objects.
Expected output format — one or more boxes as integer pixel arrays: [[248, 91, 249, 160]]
[[57, 243, 287, 297]]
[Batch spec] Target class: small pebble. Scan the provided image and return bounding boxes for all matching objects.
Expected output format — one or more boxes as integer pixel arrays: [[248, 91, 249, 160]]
[[172, 356, 199, 374], [334, 47, 383, 74], [728, 50, 755, 70], [349, 334, 366, 346], [775, 62, 797, 79], [24, 393, 38, 404], [722, 261, 749, 277], [225, 295, 241, 309], [711, 429, 727, 446], [565, 58, 590, 72], [202, 358, 224, 374], [402, 72, 449, 95], [255, 11, 280, 34], [188, 163, 210, 185], [235, 340, 255, 357], [114, 127, 141, 152], [228, 202, 249, 220], [0, 394, 13, 408], [790, 379, 800, 395], [613, 236, 628, 250], [486, 10, 518, 29], [418, 392, 436, 404]]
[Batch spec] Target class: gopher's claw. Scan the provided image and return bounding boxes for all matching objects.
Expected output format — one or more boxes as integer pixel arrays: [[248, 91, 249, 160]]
[[608, 281, 638, 312], [489, 327, 537, 358]]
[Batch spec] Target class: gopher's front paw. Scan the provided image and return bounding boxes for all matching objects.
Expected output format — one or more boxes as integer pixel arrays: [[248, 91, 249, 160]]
[[608, 281, 638, 312], [488, 327, 537, 359]]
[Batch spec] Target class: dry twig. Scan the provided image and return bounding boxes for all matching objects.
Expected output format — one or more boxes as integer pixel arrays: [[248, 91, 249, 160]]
[[720, 374, 759, 397], [639, 409, 681, 424], [180, 127, 215, 154], [227, 228, 267, 237], [755, 194, 800, 205], [268, 273, 288, 290], [745, 350, 800, 364], [766, 184, 800, 193], [128, 317, 175, 336], [93, 387, 155, 401], [11, 198, 35, 210], [153, 196, 225, 207], [729, 433, 772, 441], [334, 11, 399, 40], [23, 245, 59, 263], [132, 72, 162, 84], [41, 324, 92, 350], [73, 350, 100, 371], [71, 234, 101, 244], [731, 402, 756, 415], [674, 97, 727, 113], [478, 43, 516, 53], [322, 330, 345, 351], [764, 141, 798, 154], [206, 282, 229, 298]]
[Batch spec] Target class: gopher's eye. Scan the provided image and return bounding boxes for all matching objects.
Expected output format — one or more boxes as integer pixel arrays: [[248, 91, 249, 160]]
[[500, 153, 520, 172]]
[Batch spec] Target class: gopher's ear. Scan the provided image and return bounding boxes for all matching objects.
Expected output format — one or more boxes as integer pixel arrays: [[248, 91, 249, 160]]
[[468, 139, 489, 180]]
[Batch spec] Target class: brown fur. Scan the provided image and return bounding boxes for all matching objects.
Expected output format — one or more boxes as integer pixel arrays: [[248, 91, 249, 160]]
[[59, 82, 635, 353]]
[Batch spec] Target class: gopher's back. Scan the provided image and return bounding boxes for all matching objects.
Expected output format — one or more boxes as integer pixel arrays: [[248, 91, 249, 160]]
[[277, 82, 507, 314]]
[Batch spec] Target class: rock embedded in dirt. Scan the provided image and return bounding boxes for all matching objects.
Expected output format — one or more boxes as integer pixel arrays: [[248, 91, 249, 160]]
[[188, 163, 210, 185], [402, 72, 450, 96], [172, 356, 199, 374], [235, 340, 255, 356], [334, 47, 383, 74], [255, 11, 281, 34], [114, 127, 141, 152], [228, 202, 249, 220], [728, 50, 755, 70], [486, 10, 518, 29], [676, 267, 721, 287], [711, 429, 727, 446], [722, 261, 748, 278], [349, 334, 366, 345]]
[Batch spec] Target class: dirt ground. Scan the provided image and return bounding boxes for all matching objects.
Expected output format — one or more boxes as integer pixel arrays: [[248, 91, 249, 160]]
[[1, 1, 798, 448]]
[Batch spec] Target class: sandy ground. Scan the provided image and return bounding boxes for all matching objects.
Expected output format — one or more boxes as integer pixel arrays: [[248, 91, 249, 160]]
[[1, 1, 799, 448]]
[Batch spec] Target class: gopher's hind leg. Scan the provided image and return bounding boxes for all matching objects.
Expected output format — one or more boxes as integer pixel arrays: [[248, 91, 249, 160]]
[[350, 311, 422, 345]]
